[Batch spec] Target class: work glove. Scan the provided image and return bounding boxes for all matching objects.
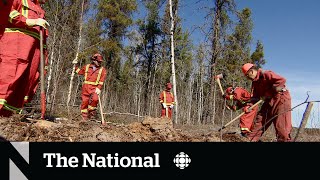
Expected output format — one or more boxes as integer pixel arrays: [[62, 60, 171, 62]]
[[26, 18, 50, 29], [223, 94, 232, 100], [273, 86, 287, 93], [231, 105, 237, 111], [170, 105, 174, 109], [162, 103, 167, 108], [226, 105, 236, 111], [243, 106, 252, 113], [72, 59, 78, 64], [95, 88, 101, 95]]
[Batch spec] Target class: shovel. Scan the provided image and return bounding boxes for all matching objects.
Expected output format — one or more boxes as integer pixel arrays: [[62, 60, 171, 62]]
[[218, 99, 263, 132]]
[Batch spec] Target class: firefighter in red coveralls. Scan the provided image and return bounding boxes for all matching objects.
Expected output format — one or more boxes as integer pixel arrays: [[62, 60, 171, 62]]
[[0, 0, 49, 117], [159, 83, 175, 119], [73, 53, 107, 121], [242, 63, 292, 142], [223, 86, 258, 137]]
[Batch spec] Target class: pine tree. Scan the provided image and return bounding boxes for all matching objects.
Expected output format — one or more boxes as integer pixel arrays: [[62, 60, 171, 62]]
[[251, 40, 266, 68], [136, 0, 163, 115], [223, 8, 253, 88], [209, 0, 236, 124]]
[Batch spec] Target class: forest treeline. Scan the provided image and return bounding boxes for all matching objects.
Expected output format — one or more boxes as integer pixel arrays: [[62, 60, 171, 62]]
[[41, 0, 266, 125]]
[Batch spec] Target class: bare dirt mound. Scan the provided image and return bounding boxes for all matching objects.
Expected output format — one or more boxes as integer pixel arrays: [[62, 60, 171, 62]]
[[0, 116, 225, 142], [1, 115, 316, 142]]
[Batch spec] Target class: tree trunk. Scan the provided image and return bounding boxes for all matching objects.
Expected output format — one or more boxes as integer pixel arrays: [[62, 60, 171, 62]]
[[46, 1, 59, 103], [148, 60, 158, 117], [187, 76, 193, 124], [169, 0, 178, 124], [210, 0, 222, 125], [66, 0, 85, 113], [49, 37, 63, 114], [198, 60, 204, 125]]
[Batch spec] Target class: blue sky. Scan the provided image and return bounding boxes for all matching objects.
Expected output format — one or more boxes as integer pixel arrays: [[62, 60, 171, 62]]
[[178, 0, 320, 127]]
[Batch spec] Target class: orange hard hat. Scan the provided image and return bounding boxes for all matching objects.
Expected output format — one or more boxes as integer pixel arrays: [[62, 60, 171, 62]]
[[225, 87, 234, 95], [91, 53, 103, 62], [166, 83, 172, 89], [242, 63, 254, 75]]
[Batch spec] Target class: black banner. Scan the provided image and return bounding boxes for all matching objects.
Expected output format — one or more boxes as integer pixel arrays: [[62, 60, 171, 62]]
[[0, 142, 319, 180]]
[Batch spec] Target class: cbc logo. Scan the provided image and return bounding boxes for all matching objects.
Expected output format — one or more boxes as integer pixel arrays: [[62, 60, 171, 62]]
[[173, 152, 191, 169]]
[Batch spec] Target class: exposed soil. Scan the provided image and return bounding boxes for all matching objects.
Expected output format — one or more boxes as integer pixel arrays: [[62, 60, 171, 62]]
[[0, 114, 319, 142]]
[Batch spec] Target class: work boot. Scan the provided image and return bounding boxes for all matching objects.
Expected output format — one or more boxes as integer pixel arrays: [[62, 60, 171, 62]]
[[89, 110, 99, 121], [240, 131, 248, 138], [80, 115, 88, 122], [234, 132, 250, 142]]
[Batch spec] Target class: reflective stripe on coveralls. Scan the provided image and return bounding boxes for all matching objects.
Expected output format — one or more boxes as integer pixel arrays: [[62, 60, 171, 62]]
[[4, 28, 40, 39], [22, 0, 29, 17], [81, 109, 88, 113], [162, 91, 174, 106], [83, 64, 104, 85], [241, 127, 251, 132], [9, 10, 20, 23], [0, 99, 22, 114], [88, 105, 96, 110], [228, 95, 247, 105], [160, 91, 174, 118]]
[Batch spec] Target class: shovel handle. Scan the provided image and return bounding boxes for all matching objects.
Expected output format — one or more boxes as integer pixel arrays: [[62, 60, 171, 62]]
[[98, 95, 105, 125], [216, 78, 224, 95], [39, 27, 46, 119], [219, 99, 264, 131], [165, 107, 169, 118]]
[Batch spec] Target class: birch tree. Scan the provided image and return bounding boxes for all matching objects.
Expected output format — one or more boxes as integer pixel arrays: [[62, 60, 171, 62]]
[[169, 0, 178, 123], [67, 0, 86, 113]]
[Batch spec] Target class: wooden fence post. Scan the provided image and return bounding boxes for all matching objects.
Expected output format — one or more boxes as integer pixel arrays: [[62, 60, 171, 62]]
[[294, 102, 314, 142]]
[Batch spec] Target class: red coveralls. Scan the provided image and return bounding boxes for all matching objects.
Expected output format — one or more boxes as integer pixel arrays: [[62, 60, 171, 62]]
[[225, 87, 258, 135], [0, 0, 48, 116], [159, 90, 175, 119], [247, 69, 292, 142], [0, 0, 14, 38], [75, 64, 107, 120], [23, 49, 48, 105]]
